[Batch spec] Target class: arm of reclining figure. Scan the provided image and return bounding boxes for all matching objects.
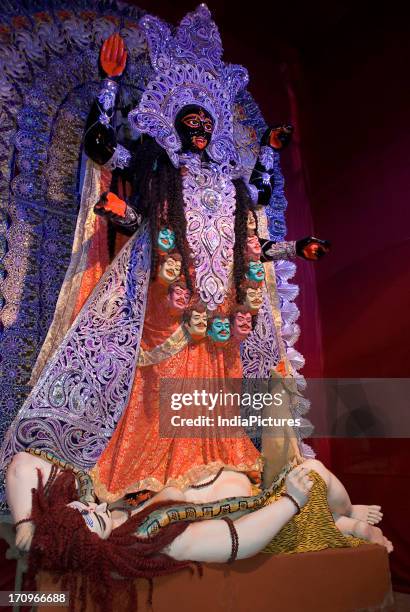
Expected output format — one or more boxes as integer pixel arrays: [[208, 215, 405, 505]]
[[165, 466, 312, 563]]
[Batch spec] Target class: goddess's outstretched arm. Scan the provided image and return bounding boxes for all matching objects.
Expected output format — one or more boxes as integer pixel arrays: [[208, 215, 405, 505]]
[[259, 236, 331, 261], [93, 191, 140, 234], [259, 237, 297, 261], [248, 126, 330, 260]]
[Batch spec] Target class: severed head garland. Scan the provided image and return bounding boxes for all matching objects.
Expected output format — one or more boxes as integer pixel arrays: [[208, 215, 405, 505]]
[[129, 4, 249, 168]]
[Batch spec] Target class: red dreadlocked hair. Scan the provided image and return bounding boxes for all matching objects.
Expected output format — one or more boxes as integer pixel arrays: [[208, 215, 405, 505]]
[[25, 470, 198, 612]]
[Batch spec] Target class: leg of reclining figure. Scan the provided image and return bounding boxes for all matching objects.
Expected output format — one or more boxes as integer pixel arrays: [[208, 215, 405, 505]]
[[185, 462, 381, 524], [167, 465, 313, 562], [301, 459, 383, 525]]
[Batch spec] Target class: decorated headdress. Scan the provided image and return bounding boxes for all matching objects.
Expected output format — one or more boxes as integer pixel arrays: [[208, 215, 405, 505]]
[[129, 4, 249, 167]]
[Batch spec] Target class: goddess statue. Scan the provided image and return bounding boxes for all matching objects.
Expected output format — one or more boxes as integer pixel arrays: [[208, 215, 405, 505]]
[[0, 5, 329, 503], [81, 12, 330, 502]]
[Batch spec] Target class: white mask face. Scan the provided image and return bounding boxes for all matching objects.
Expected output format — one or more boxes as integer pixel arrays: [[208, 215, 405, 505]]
[[68, 501, 113, 539]]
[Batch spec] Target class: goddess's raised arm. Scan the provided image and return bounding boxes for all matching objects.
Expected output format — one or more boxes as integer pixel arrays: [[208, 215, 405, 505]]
[[83, 33, 131, 170], [248, 125, 293, 206], [83, 33, 141, 232]]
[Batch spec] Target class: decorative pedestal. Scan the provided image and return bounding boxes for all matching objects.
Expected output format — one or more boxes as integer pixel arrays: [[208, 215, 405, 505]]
[[37, 544, 393, 612]]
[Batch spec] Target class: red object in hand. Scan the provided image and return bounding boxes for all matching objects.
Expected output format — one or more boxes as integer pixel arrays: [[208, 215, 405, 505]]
[[296, 236, 331, 261], [268, 125, 293, 150], [100, 33, 127, 77], [94, 192, 127, 218], [303, 243, 321, 260]]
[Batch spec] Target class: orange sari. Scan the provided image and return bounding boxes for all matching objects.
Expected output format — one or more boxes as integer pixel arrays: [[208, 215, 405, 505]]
[[90, 275, 262, 502]]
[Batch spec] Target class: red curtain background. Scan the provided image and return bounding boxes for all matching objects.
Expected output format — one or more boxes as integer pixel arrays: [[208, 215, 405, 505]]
[[285, 7, 410, 592]]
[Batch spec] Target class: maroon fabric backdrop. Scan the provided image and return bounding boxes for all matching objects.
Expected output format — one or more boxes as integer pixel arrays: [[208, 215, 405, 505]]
[[293, 8, 410, 592]]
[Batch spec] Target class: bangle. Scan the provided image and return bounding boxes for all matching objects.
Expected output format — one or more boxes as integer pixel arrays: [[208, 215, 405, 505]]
[[97, 79, 119, 126], [262, 240, 297, 261], [281, 493, 301, 515], [13, 518, 33, 532], [103, 144, 132, 171], [98, 79, 119, 111], [259, 145, 275, 171]]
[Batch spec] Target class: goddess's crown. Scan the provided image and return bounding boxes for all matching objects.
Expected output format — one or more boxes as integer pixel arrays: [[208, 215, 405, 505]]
[[129, 4, 249, 167]]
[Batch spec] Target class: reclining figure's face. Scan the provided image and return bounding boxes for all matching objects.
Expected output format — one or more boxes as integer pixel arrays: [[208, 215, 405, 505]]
[[68, 501, 113, 539], [175, 105, 214, 153]]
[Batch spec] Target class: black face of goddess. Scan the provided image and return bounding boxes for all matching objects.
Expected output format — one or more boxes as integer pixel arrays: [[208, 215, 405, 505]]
[[175, 105, 214, 153]]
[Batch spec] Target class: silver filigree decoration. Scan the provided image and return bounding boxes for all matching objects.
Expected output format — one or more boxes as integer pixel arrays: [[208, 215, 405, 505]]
[[97, 79, 119, 111], [99, 113, 110, 126], [263, 241, 296, 260], [181, 156, 236, 310], [259, 145, 275, 171], [97, 78, 118, 127], [241, 291, 280, 378], [246, 183, 259, 205], [0, 223, 151, 472], [103, 144, 132, 171]]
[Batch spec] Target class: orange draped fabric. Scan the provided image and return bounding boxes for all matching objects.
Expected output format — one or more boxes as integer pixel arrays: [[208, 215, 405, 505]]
[[71, 169, 115, 321], [70, 215, 110, 321], [70, 221, 131, 322], [90, 276, 262, 502]]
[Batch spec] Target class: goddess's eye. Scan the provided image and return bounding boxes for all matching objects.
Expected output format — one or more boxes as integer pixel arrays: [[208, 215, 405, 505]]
[[183, 118, 200, 128]]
